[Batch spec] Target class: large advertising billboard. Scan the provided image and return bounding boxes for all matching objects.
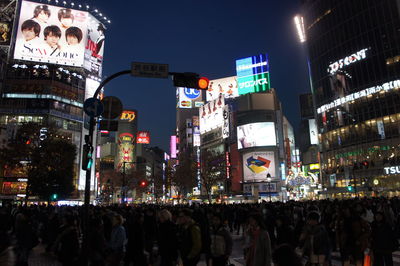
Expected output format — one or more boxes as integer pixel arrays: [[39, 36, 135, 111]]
[[243, 151, 276, 181], [177, 87, 203, 108], [237, 122, 276, 149], [117, 132, 135, 172], [308, 119, 318, 145], [207, 76, 239, 102], [84, 13, 105, 77], [236, 54, 271, 95], [14, 0, 88, 66], [199, 94, 225, 134]]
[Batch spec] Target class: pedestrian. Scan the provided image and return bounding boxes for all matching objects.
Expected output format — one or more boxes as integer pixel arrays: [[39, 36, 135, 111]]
[[14, 209, 38, 266], [158, 209, 178, 266], [88, 217, 107, 266], [52, 214, 80, 266], [106, 213, 126, 266], [177, 209, 202, 266], [371, 211, 397, 266], [124, 211, 147, 266], [243, 213, 272, 266], [298, 211, 331, 266], [209, 213, 233, 266], [272, 244, 302, 266]]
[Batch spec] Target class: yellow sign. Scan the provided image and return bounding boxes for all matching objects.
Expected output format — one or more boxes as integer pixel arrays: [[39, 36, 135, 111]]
[[310, 163, 320, 170], [120, 111, 136, 122]]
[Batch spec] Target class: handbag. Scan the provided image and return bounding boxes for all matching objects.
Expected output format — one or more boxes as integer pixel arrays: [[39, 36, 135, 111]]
[[363, 250, 371, 266]]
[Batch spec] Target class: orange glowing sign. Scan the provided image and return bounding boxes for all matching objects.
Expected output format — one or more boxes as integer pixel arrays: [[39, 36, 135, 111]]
[[120, 111, 136, 122]]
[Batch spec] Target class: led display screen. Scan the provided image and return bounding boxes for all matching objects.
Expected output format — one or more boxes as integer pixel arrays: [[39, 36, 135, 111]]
[[237, 122, 276, 149], [84, 13, 105, 77], [243, 151, 276, 181], [236, 54, 271, 95], [199, 94, 225, 134]]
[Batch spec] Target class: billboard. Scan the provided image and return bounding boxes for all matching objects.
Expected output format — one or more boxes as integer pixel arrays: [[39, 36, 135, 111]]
[[14, 0, 88, 66], [117, 132, 135, 171], [170, 135, 177, 159], [119, 110, 136, 122], [177, 87, 203, 108], [199, 94, 225, 134], [236, 54, 270, 95], [308, 119, 318, 145], [137, 131, 150, 144], [85, 78, 100, 100], [237, 122, 276, 149], [84, 13, 105, 77], [243, 151, 276, 181], [206, 76, 239, 102], [0, 0, 17, 47]]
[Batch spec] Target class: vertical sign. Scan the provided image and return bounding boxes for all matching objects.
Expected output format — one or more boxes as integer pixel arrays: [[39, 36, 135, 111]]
[[222, 105, 229, 139], [308, 119, 318, 145], [170, 135, 177, 159], [377, 120, 385, 140], [236, 54, 270, 95]]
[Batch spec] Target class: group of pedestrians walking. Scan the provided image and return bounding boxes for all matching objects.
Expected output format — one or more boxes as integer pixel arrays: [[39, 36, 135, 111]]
[[0, 196, 399, 266]]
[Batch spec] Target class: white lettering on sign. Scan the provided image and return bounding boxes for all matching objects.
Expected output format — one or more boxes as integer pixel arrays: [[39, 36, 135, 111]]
[[384, 166, 400, 175], [328, 48, 369, 74], [237, 61, 267, 71], [239, 78, 268, 88], [317, 79, 400, 114]]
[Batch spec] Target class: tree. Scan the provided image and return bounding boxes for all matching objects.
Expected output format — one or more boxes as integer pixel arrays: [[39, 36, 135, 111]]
[[171, 155, 197, 201], [200, 150, 226, 203], [28, 138, 76, 202]]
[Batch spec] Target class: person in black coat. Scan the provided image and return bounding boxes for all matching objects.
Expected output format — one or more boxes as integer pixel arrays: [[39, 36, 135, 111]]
[[157, 209, 178, 266], [124, 211, 147, 266], [371, 211, 397, 266]]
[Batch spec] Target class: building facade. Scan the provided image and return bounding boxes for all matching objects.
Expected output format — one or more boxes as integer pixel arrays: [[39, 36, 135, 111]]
[[302, 0, 400, 196]]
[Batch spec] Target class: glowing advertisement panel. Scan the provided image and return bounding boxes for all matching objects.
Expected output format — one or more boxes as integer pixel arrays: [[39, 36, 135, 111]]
[[170, 135, 177, 159], [243, 151, 276, 181], [137, 131, 150, 144], [0, 0, 17, 47], [178, 87, 202, 109], [236, 54, 271, 95], [117, 132, 135, 172], [207, 76, 239, 102], [84, 13, 105, 77], [85, 78, 100, 100], [308, 119, 318, 145], [237, 122, 276, 149], [14, 0, 88, 66], [199, 94, 225, 134]]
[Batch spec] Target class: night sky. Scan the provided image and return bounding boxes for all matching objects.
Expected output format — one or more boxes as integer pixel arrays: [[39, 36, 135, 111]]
[[92, 0, 310, 151]]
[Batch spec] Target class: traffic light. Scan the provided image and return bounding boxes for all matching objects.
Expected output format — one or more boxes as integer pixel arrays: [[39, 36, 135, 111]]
[[51, 193, 58, 200], [82, 144, 93, 171], [347, 185, 354, 192], [172, 72, 209, 90], [139, 180, 148, 187]]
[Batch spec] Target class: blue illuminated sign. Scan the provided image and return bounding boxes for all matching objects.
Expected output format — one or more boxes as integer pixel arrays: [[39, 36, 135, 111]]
[[184, 88, 201, 99], [236, 54, 270, 95]]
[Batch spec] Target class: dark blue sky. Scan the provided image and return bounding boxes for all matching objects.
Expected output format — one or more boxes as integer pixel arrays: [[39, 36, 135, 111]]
[[93, 0, 310, 151]]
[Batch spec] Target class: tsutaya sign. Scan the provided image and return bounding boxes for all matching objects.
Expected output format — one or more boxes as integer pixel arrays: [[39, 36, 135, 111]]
[[317, 79, 400, 114], [236, 54, 270, 95], [384, 166, 400, 175], [328, 48, 369, 74]]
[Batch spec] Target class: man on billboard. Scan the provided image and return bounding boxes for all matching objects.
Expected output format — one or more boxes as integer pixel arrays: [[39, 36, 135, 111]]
[[31, 4, 50, 38], [43, 25, 62, 52]]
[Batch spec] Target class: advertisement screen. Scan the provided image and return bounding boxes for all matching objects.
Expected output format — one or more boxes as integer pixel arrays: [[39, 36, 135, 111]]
[[207, 76, 239, 102], [170, 135, 177, 159], [236, 54, 271, 95], [308, 119, 318, 145], [117, 132, 135, 172], [243, 151, 276, 181], [177, 87, 202, 108], [199, 94, 225, 134], [137, 131, 150, 144], [84, 13, 105, 77], [85, 78, 100, 100], [237, 122, 276, 149], [14, 0, 88, 66], [0, 0, 17, 47]]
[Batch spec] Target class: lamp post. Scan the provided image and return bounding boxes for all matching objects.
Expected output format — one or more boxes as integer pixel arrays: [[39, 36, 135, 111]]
[[266, 173, 272, 202]]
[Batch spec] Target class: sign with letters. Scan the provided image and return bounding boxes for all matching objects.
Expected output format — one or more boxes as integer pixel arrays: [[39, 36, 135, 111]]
[[119, 110, 136, 122], [236, 54, 271, 95]]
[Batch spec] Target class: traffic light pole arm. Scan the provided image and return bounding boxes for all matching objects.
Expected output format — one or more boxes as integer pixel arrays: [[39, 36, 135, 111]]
[[92, 70, 131, 99]]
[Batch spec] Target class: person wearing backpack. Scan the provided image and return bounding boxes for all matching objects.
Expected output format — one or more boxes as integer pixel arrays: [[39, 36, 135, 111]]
[[177, 209, 202, 266], [209, 213, 233, 266]]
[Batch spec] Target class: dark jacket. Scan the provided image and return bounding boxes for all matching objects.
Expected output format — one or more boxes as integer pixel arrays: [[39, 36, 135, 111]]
[[158, 220, 178, 261], [210, 225, 233, 258], [372, 220, 398, 253]]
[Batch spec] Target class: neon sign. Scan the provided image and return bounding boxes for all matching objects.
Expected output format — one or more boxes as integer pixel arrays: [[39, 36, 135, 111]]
[[328, 48, 368, 74], [384, 166, 400, 175], [120, 111, 136, 122], [236, 54, 270, 95], [317, 79, 400, 114]]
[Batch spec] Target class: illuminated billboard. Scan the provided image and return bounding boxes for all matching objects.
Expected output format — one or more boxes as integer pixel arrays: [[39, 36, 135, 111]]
[[199, 94, 225, 134], [243, 151, 276, 181], [85, 78, 100, 100], [137, 131, 150, 144], [14, 0, 88, 67], [170, 135, 177, 159], [308, 119, 318, 145], [207, 76, 239, 102], [117, 132, 135, 171], [236, 54, 270, 95], [84, 13, 105, 77], [119, 110, 136, 122], [237, 122, 276, 149], [177, 87, 203, 109]]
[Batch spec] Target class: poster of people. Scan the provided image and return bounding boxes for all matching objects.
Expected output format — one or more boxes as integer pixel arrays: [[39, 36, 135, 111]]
[[84, 13, 105, 77], [13, 0, 88, 67]]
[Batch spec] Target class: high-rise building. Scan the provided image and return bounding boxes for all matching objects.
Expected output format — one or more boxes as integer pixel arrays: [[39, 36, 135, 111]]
[[301, 0, 400, 196]]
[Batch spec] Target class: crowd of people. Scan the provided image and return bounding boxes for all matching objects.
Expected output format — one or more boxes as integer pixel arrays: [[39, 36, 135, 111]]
[[0, 197, 399, 266]]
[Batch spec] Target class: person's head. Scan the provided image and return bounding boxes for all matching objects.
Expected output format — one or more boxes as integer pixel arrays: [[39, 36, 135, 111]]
[[177, 209, 193, 225], [272, 244, 302, 266], [211, 213, 223, 227], [112, 214, 124, 227], [374, 211, 385, 223], [21, 19, 40, 41], [44, 25, 61, 47], [65, 26, 82, 45], [58, 8, 74, 28], [33, 5, 50, 23], [247, 213, 265, 230], [306, 211, 320, 226], [97, 23, 105, 34], [158, 209, 172, 223]]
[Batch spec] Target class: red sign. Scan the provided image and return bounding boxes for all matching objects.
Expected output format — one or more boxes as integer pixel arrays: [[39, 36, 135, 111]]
[[137, 131, 150, 144]]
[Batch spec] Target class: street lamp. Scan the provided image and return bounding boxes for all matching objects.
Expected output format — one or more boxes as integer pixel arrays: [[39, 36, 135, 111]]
[[266, 173, 272, 202]]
